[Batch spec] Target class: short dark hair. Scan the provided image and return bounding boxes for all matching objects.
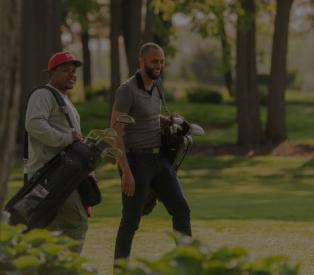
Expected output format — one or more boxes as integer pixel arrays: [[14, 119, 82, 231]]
[[139, 42, 163, 57]]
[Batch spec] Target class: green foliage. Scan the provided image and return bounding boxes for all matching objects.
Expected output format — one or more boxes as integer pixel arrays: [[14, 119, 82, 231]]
[[116, 234, 299, 275], [259, 85, 268, 106], [187, 87, 223, 104], [85, 86, 109, 101], [0, 223, 96, 274], [61, 0, 99, 30], [258, 74, 271, 87], [258, 71, 302, 105], [163, 88, 175, 102], [76, 101, 110, 133], [258, 71, 301, 90]]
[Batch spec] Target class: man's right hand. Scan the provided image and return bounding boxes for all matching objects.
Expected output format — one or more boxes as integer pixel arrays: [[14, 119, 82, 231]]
[[72, 130, 83, 141], [121, 170, 135, 196]]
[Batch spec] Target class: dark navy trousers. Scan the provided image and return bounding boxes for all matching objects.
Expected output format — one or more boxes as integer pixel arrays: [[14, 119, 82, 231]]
[[114, 152, 191, 259]]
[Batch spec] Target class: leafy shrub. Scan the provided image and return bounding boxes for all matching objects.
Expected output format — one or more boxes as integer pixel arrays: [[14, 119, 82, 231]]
[[187, 87, 223, 104], [85, 87, 109, 101], [259, 85, 268, 105], [257, 74, 270, 87], [258, 71, 301, 90], [0, 223, 96, 275], [116, 234, 299, 275], [164, 88, 175, 102]]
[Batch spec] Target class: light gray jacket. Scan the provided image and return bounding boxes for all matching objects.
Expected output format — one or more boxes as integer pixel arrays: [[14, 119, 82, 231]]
[[24, 84, 81, 177]]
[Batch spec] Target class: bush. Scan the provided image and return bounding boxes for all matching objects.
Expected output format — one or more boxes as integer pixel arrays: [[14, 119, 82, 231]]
[[85, 87, 109, 101], [116, 234, 299, 275], [0, 223, 96, 275], [187, 87, 223, 104], [164, 88, 175, 102], [258, 71, 302, 90], [259, 85, 268, 105]]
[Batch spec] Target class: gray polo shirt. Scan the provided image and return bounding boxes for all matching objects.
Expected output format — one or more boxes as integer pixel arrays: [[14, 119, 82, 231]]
[[114, 72, 161, 149], [24, 84, 80, 177]]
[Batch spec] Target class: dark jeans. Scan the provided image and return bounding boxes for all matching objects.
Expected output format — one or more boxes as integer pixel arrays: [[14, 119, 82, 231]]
[[114, 152, 192, 260]]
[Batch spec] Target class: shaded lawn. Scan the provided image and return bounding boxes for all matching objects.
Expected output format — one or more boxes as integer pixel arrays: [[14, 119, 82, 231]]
[[6, 93, 314, 274], [7, 155, 314, 274], [82, 218, 314, 275], [74, 97, 314, 145], [81, 155, 314, 274], [8, 155, 314, 221]]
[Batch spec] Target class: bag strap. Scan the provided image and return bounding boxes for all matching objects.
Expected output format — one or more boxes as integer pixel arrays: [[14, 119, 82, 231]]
[[23, 85, 74, 161], [155, 79, 170, 116]]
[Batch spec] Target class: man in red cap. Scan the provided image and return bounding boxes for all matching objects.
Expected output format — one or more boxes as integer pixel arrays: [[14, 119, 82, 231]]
[[24, 52, 88, 252]]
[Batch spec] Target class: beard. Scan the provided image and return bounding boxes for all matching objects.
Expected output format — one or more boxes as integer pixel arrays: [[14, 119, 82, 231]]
[[144, 65, 162, 80]]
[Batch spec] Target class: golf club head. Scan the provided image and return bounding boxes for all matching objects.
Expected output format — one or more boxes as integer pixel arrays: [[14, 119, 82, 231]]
[[101, 147, 121, 164], [172, 116, 184, 125], [189, 123, 205, 136], [95, 128, 117, 146], [116, 115, 136, 125], [86, 128, 117, 146]]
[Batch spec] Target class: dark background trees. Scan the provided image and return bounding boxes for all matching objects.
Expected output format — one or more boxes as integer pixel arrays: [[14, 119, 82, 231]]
[[17, 0, 62, 153], [266, 0, 295, 144], [235, 0, 262, 147], [0, 0, 312, 216], [0, 0, 22, 215]]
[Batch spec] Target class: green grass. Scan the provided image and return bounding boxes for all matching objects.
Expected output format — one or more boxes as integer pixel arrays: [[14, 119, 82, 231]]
[[82, 218, 314, 275], [7, 155, 314, 274], [72, 90, 314, 145], [5, 91, 314, 274], [80, 154, 314, 274]]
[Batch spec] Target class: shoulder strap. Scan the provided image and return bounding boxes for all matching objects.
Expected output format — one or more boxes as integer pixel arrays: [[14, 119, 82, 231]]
[[41, 85, 74, 128], [155, 79, 170, 116], [23, 85, 74, 161]]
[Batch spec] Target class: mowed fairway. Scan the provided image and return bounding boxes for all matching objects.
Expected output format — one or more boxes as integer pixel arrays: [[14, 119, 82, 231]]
[[78, 155, 314, 274], [7, 155, 314, 274], [6, 97, 314, 274]]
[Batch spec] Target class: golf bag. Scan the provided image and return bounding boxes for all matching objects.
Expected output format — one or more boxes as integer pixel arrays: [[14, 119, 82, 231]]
[[155, 79, 203, 170], [160, 117, 192, 170], [5, 140, 103, 230], [142, 80, 204, 215], [4, 85, 117, 231]]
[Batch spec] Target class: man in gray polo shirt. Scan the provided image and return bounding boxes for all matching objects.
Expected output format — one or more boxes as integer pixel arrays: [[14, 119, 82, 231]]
[[25, 52, 88, 252], [111, 42, 192, 262]]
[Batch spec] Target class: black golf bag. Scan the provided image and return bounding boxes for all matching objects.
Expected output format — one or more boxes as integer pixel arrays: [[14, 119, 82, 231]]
[[4, 85, 110, 231], [142, 80, 203, 215], [160, 118, 192, 170], [5, 140, 102, 230]]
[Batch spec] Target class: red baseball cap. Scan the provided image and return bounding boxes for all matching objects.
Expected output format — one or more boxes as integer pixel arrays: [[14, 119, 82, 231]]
[[47, 52, 82, 71]]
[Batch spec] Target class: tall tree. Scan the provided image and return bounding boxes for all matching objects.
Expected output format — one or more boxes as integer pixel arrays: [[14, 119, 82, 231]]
[[235, 0, 262, 147], [212, 4, 233, 97], [122, 0, 142, 75], [151, 0, 234, 96], [0, 0, 22, 214], [266, 0, 294, 143], [17, 0, 62, 153], [21, 0, 62, 96], [143, 0, 155, 42], [62, 0, 99, 91], [109, 0, 122, 120]]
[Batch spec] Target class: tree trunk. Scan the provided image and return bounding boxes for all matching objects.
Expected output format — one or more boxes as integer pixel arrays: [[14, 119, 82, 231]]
[[235, 0, 262, 148], [266, 0, 294, 143], [109, 0, 122, 123], [143, 0, 154, 43], [122, 0, 142, 75], [81, 21, 92, 92], [217, 15, 233, 97], [21, 0, 61, 96], [17, 0, 62, 154], [0, 0, 22, 215]]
